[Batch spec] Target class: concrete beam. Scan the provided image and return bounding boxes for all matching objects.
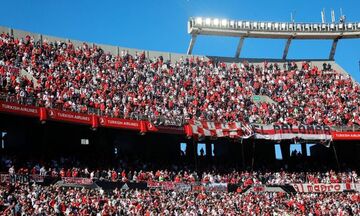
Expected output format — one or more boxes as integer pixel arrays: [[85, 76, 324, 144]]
[[187, 34, 197, 55], [235, 37, 245, 58], [282, 38, 292, 60], [329, 38, 339, 60]]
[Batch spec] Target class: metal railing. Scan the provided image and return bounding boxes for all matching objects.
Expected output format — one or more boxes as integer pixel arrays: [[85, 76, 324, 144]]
[[0, 93, 185, 127]]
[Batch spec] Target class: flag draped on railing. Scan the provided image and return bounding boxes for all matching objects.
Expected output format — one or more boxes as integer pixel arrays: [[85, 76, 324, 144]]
[[187, 120, 253, 139]]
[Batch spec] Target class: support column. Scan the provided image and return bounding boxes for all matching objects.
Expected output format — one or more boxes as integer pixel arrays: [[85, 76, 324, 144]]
[[280, 142, 290, 162], [241, 138, 246, 169], [235, 37, 245, 58], [329, 38, 339, 60], [282, 38, 292, 60], [301, 143, 307, 158], [251, 140, 256, 171], [331, 142, 340, 170], [187, 34, 197, 55], [205, 143, 212, 159]]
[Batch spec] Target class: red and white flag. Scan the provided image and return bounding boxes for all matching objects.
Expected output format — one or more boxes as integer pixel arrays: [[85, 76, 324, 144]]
[[188, 120, 253, 139]]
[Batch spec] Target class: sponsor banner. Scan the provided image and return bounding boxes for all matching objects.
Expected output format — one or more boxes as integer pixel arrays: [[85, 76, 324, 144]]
[[146, 122, 159, 132], [292, 183, 358, 193], [253, 124, 332, 140], [48, 109, 92, 125], [202, 183, 228, 192], [99, 117, 159, 132], [147, 181, 175, 190], [244, 185, 287, 194], [62, 177, 93, 185], [30, 174, 45, 183], [192, 183, 228, 192], [0, 101, 39, 117], [174, 183, 192, 192], [331, 132, 360, 140], [155, 125, 185, 134], [99, 116, 140, 130], [95, 181, 148, 191]]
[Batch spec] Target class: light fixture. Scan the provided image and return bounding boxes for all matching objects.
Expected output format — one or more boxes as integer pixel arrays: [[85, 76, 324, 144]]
[[195, 17, 202, 25], [205, 18, 211, 26]]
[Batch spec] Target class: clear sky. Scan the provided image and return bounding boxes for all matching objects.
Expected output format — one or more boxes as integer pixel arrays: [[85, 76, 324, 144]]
[[1, 0, 360, 81]]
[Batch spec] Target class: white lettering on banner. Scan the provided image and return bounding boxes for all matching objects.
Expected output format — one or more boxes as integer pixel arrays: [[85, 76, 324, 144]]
[[107, 120, 139, 127], [253, 124, 332, 140], [57, 112, 90, 121], [292, 183, 357, 193], [62, 177, 93, 185], [1, 104, 38, 114]]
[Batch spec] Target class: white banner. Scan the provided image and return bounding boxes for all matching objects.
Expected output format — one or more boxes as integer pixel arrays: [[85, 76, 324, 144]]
[[292, 183, 359, 193], [253, 124, 332, 140]]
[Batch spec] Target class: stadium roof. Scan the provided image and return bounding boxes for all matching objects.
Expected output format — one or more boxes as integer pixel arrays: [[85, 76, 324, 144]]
[[187, 17, 360, 60]]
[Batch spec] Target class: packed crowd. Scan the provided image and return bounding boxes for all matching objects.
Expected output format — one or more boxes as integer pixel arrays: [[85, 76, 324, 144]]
[[2, 155, 359, 186], [0, 183, 359, 215], [1, 33, 360, 126]]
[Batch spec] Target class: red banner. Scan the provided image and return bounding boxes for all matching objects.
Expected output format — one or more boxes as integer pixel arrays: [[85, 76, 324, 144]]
[[331, 131, 360, 140], [47, 109, 91, 125], [0, 101, 39, 117], [99, 116, 140, 130]]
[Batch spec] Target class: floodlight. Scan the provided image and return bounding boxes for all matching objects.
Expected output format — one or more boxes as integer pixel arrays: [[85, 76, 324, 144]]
[[214, 19, 219, 26], [205, 18, 211, 26], [195, 17, 202, 25]]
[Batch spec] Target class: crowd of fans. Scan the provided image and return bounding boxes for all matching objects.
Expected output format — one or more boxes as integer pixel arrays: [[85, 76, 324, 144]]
[[1, 33, 360, 126], [0, 180, 359, 215], [2, 155, 359, 186]]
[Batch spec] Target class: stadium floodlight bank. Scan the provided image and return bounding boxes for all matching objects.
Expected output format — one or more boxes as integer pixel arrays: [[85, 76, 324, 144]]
[[187, 17, 360, 60]]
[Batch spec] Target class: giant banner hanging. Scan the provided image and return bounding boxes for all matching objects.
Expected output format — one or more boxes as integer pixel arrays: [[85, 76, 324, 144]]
[[253, 124, 332, 140], [188, 120, 253, 138]]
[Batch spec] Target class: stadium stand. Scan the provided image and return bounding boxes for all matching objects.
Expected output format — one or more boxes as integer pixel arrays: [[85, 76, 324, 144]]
[[1, 26, 360, 215], [1, 32, 360, 128]]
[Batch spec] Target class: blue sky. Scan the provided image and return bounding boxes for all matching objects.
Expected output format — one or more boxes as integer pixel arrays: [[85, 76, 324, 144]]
[[1, 0, 360, 81]]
